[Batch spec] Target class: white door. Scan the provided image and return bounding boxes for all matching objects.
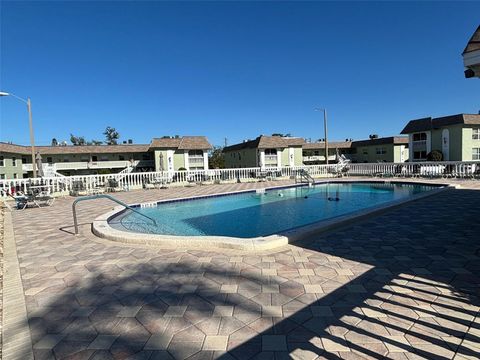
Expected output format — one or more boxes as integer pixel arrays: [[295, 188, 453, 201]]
[[442, 129, 449, 161]]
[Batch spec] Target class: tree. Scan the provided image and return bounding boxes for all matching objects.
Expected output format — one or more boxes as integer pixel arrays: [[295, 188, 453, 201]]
[[51, 138, 58, 146], [70, 134, 86, 146], [88, 140, 103, 145], [209, 146, 225, 169], [272, 133, 292, 137], [104, 126, 120, 145]]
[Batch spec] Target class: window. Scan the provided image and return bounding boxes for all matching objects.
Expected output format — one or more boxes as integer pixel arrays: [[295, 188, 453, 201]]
[[413, 151, 427, 160], [13, 173, 18, 179], [22, 156, 27, 164], [264, 149, 277, 155], [0, 174, 5, 179], [375, 148, 386, 155], [473, 148, 480, 160], [413, 133, 427, 141], [92, 156, 98, 162], [63, 158, 70, 162], [362, 149, 368, 155], [12, 157, 17, 166], [473, 129, 480, 140], [119, 155, 125, 161], [0, 156, 4, 167]]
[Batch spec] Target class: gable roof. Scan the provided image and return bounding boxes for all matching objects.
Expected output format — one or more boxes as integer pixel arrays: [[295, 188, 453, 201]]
[[401, 114, 480, 134], [463, 26, 480, 54], [223, 135, 305, 152], [150, 136, 211, 150]]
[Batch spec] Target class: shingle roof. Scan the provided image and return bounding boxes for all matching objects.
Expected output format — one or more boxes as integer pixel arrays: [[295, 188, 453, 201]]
[[0, 142, 150, 155], [302, 141, 352, 150], [463, 26, 480, 54], [0, 135, 212, 155], [223, 135, 305, 152], [150, 136, 211, 150], [352, 136, 408, 147], [401, 114, 480, 134]]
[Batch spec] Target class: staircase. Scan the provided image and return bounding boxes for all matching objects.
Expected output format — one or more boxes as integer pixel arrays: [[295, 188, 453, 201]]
[[43, 164, 66, 178]]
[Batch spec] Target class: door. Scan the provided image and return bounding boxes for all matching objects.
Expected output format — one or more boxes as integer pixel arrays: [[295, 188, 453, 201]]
[[442, 129, 449, 161]]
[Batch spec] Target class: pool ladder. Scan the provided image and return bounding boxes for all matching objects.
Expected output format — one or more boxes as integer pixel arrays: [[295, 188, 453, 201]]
[[72, 194, 157, 235], [296, 169, 315, 186]]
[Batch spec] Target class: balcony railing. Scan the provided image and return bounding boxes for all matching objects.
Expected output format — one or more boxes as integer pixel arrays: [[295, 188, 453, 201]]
[[264, 155, 278, 163], [188, 156, 204, 165], [23, 160, 136, 171]]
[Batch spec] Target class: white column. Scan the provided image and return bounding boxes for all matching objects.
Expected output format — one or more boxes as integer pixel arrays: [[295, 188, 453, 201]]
[[184, 151, 190, 171], [408, 134, 413, 162], [203, 150, 209, 170], [277, 148, 282, 169], [259, 150, 265, 170]]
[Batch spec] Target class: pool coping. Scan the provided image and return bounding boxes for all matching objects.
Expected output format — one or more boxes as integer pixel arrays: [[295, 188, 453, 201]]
[[92, 180, 455, 251]]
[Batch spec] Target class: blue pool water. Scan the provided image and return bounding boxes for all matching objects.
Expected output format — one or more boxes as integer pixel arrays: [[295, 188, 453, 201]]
[[109, 182, 438, 238]]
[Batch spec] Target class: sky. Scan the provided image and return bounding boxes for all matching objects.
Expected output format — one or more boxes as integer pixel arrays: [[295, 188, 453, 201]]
[[0, 1, 479, 147]]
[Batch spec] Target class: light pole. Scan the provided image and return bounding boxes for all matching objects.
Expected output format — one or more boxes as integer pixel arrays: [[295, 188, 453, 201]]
[[315, 108, 329, 165], [0, 91, 37, 178]]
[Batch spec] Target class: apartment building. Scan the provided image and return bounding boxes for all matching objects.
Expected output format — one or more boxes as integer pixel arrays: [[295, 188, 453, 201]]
[[223, 135, 305, 169], [463, 25, 480, 79], [0, 136, 212, 179], [303, 137, 409, 163], [401, 114, 480, 161]]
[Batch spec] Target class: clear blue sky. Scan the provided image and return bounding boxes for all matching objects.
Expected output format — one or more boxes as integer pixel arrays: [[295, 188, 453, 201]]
[[0, 1, 478, 147]]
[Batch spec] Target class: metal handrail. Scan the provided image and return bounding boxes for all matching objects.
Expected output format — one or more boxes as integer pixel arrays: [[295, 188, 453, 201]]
[[72, 194, 157, 235]]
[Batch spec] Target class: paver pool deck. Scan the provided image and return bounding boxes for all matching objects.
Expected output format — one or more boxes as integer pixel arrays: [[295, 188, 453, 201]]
[[2, 178, 480, 359]]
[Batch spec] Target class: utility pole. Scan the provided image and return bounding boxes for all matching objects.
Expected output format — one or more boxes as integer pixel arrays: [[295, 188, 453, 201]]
[[323, 109, 328, 165], [224, 137, 228, 147], [27, 98, 37, 178], [314, 108, 329, 165]]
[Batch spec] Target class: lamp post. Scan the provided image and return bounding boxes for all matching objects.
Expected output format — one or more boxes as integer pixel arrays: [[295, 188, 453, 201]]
[[315, 108, 329, 165], [0, 91, 37, 178]]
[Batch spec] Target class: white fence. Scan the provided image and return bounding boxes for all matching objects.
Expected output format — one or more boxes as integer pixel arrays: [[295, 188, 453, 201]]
[[1, 162, 479, 198]]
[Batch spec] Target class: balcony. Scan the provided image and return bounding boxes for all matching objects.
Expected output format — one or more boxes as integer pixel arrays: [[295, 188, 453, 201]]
[[264, 155, 278, 164], [412, 140, 427, 151], [188, 156, 204, 165], [23, 160, 136, 172], [303, 155, 336, 162]]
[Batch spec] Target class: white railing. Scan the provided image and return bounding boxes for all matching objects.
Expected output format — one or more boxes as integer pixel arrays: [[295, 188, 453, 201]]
[[2, 161, 480, 198], [22, 160, 134, 171]]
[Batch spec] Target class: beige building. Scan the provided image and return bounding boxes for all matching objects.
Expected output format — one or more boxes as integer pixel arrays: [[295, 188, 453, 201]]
[[223, 135, 305, 169], [0, 136, 211, 179]]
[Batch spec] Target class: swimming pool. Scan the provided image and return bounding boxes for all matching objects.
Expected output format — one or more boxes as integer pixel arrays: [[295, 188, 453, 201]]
[[107, 182, 441, 239]]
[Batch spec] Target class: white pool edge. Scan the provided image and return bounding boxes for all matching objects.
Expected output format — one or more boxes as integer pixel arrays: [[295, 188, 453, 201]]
[[92, 181, 455, 251]]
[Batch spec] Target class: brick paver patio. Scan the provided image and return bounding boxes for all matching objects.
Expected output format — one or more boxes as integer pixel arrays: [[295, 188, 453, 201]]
[[2, 179, 480, 359]]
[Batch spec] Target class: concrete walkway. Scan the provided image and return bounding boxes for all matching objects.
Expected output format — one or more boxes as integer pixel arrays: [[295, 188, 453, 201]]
[[2, 179, 480, 359]]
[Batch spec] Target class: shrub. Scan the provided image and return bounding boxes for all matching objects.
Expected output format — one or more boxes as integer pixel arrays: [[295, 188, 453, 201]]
[[427, 150, 443, 161]]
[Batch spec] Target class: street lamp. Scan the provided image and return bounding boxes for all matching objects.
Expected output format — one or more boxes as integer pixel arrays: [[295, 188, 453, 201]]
[[314, 108, 329, 165], [0, 91, 37, 177]]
